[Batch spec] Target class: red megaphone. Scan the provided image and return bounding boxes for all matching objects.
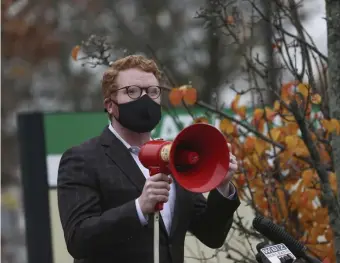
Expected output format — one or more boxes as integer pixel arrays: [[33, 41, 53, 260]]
[[138, 123, 230, 211]]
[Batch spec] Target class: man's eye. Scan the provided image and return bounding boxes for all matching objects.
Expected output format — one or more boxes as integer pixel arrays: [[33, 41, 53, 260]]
[[149, 87, 158, 94], [128, 89, 138, 94]]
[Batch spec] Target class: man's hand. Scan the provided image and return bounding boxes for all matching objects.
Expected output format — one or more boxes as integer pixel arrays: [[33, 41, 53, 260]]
[[220, 143, 238, 186], [138, 173, 172, 215]]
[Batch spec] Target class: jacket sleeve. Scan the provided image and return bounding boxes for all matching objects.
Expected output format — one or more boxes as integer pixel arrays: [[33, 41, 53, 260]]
[[57, 147, 144, 259], [188, 184, 240, 249]]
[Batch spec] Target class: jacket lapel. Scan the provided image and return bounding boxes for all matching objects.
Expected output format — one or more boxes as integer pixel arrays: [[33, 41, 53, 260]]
[[100, 126, 169, 236], [100, 126, 145, 193], [169, 180, 187, 238]]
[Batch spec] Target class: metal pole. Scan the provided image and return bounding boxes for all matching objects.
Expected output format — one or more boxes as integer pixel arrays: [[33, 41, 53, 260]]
[[154, 211, 160, 263]]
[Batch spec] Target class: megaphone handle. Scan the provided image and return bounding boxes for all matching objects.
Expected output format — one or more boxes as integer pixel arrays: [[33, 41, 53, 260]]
[[149, 167, 164, 211]]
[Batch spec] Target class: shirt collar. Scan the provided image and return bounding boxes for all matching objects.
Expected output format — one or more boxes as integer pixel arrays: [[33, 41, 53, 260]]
[[108, 124, 132, 150]]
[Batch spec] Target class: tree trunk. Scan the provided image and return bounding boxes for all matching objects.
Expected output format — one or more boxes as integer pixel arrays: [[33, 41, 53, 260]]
[[201, 0, 221, 104], [261, 0, 279, 105], [325, 0, 340, 261]]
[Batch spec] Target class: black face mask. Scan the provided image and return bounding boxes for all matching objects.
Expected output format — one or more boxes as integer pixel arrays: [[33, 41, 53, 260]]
[[114, 95, 162, 133]]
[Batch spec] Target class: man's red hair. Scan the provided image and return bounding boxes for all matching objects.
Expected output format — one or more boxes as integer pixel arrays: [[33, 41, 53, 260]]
[[101, 55, 162, 99]]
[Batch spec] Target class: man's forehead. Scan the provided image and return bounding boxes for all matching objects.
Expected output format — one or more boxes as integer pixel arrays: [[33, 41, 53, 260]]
[[117, 68, 159, 87]]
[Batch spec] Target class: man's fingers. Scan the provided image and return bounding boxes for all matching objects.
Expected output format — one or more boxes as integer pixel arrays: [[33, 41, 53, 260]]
[[155, 195, 169, 203], [149, 181, 171, 190], [149, 173, 171, 183], [229, 163, 238, 171], [230, 154, 237, 162], [227, 143, 232, 152], [227, 144, 238, 173], [150, 188, 169, 196]]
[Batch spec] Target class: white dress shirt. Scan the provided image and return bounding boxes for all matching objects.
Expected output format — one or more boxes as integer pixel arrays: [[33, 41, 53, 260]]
[[108, 124, 236, 235]]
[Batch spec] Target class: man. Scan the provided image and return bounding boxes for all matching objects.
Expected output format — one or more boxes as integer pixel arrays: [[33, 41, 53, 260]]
[[57, 55, 240, 263]]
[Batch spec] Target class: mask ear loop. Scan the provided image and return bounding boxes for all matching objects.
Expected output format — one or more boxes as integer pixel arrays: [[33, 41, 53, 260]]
[[149, 104, 162, 141]]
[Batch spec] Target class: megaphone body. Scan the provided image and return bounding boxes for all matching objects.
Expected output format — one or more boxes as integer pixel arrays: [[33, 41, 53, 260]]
[[139, 123, 230, 210]]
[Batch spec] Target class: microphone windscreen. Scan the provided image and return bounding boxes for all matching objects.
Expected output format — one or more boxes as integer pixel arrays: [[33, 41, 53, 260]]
[[252, 216, 306, 256]]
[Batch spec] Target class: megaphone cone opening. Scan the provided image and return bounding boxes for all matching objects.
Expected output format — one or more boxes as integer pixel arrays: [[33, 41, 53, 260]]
[[169, 123, 230, 193]]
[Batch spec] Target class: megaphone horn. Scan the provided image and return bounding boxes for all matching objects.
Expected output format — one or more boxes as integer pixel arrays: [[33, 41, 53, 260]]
[[139, 123, 230, 195]]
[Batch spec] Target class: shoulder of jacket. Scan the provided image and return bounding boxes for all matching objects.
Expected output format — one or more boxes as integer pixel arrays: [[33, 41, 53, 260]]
[[61, 136, 101, 158]]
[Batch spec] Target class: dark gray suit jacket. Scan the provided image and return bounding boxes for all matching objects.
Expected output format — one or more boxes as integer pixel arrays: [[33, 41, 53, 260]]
[[57, 126, 240, 263]]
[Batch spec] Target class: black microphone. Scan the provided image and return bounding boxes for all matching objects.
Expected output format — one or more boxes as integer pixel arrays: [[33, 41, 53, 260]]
[[252, 216, 322, 263]]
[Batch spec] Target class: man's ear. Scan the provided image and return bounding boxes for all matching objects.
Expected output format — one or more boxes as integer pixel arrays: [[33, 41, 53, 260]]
[[104, 98, 119, 118], [104, 98, 112, 114]]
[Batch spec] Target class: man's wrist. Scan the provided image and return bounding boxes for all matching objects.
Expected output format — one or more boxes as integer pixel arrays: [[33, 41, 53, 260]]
[[135, 199, 149, 225], [216, 181, 236, 199]]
